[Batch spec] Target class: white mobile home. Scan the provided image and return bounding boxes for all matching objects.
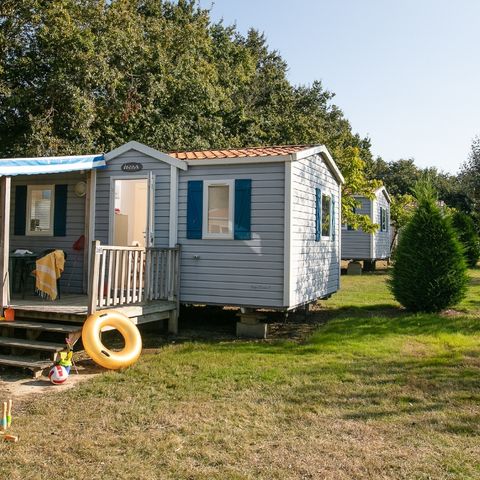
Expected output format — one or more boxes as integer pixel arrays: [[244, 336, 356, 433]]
[[0, 142, 343, 371], [341, 186, 391, 266]]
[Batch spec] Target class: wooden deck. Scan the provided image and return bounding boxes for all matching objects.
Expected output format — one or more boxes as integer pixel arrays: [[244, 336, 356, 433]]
[[9, 294, 176, 324]]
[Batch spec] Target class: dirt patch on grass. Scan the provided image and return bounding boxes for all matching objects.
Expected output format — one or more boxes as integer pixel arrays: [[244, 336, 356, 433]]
[[401, 340, 431, 357], [0, 359, 101, 400]]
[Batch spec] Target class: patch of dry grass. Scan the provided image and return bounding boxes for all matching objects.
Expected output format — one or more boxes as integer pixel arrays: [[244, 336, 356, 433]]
[[1, 270, 480, 479]]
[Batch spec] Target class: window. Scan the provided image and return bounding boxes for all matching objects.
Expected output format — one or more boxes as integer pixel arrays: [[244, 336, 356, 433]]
[[322, 194, 331, 237], [380, 207, 388, 232], [26, 185, 54, 236], [315, 189, 333, 241], [202, 180, 234, 239]]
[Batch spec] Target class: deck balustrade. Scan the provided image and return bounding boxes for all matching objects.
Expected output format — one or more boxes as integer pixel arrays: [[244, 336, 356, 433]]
[[88, 241, 180, 314]]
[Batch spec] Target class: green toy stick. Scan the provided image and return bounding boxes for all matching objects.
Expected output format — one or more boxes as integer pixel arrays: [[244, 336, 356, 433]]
[[7, 399, 12, 428]]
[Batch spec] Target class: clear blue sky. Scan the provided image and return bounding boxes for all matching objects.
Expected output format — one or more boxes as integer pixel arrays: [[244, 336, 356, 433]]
[[199, 0, 480, 174]]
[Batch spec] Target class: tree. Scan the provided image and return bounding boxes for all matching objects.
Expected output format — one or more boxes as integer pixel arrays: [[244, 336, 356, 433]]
[[389, 180, 468, 312], [451, 211, 480, 267], [389, 193, 415, 250], [367, 157, 420, 196], [459, 135, 480, 216], [0, 0, 380, 227]]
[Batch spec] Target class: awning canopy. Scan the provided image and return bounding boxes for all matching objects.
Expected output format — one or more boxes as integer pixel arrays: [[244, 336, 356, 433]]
[[0, 154, 105, 176]]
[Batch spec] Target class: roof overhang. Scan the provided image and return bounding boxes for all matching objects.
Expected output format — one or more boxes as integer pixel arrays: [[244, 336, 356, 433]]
[[105, 141, 188, 171], [0, 154, 105, 176], [375, 186, 391, 203], [179, 144, 345, 185]]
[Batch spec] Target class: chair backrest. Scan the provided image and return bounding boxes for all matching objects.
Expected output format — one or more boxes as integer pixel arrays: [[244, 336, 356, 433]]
[[40, 249, 68, 261]]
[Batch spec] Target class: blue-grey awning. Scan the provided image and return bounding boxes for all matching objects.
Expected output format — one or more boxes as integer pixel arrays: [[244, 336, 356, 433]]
[[0, 154, 105, 176]]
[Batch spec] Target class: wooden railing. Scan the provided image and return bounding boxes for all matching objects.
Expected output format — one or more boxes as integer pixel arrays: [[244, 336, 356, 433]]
[[88, 241, 181, 314]]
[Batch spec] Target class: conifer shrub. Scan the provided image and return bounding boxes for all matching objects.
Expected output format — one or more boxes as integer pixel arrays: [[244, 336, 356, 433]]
[[389, 181, 468, 312], [451, 211, 480, 267]]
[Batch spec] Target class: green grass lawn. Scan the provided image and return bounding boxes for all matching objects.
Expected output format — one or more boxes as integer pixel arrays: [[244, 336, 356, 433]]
[[1, 270, 480, 479]]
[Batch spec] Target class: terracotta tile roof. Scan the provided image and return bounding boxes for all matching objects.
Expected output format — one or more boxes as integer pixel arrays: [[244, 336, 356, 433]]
[[169, 145, 312, 160]]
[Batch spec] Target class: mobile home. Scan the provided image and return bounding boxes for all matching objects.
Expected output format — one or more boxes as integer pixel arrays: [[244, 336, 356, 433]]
[[341, 186, 391, 268], [0, 142, 344, 371]]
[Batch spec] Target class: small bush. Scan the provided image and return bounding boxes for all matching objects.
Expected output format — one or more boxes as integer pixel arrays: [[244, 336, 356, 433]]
[[451, 211, 480, 267], [389, 181, 468, 312]]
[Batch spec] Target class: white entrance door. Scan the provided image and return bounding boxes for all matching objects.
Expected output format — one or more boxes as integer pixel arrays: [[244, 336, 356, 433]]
[[112, 176, 155, 247]]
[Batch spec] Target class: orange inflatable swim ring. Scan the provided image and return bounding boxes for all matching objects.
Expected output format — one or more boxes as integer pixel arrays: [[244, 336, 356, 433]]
[[82, 310, 142, 370]]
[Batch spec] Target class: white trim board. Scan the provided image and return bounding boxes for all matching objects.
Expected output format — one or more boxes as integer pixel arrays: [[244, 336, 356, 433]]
[[283, 161, 293, 307], [169, 166, 178, 247], [105, 141, 188, 171]]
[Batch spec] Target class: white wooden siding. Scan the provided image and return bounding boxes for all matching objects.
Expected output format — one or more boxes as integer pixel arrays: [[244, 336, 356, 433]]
[[341, 192, 391, 260], [177, 163, 285, 307], [373, 190, 391, 259], [289, 153, 340, 307], [94, 151, 171, 248], [10, 172, 87, 294]]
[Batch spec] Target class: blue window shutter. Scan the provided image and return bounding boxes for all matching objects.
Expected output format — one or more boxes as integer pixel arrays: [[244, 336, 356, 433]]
[[315, 188, 321, 242], [14, 185, 27, 236], [54, 184, 68, 237], [234, 179, 252, 240], [187, 180, 203, 239]]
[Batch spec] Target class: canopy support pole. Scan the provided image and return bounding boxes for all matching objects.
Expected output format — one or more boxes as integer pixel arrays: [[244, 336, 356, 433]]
[[0, 177, 11, 311]]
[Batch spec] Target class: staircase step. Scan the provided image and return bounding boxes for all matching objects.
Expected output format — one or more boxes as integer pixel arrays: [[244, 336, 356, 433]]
[[0, 354, 52, 371], [0, 337, 66, 352], [0, 320, 81, 334]]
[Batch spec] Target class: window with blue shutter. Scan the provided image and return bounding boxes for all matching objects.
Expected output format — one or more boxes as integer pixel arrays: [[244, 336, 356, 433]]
[[15, 184, 68, 236], [14, 185, 27, 236], [315, 188, 321, 242], [187, 180, 203, 239], [234, 179, 252, 240], [53, 184, 68, 237]]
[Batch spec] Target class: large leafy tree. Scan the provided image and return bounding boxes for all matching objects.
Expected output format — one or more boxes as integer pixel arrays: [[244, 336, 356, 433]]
[[1, 0, 378, 229], [459, 135, 480, 217]]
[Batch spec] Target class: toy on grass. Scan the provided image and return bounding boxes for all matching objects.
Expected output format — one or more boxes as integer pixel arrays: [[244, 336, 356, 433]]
[[1, 399, 18, 442], [1, 401, 6, 430], [48, 337, 79, 385], [6, 399, 11, 428], [48, 365, 69, 385]]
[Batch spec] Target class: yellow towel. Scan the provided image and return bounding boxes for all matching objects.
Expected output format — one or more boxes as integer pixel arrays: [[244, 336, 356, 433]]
[[34, 250, 65, 300]]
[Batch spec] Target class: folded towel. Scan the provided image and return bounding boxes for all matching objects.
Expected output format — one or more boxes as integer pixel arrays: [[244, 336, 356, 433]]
[[34, 250, 65, 300]]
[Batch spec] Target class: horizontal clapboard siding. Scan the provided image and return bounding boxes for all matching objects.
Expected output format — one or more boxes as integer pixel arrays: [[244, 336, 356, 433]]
[[94, 151, 170, 248], [290, 153, 340, 307], [341, 197, 372, 260], [374, 190, 391, 259], [10, 173, 87, 294], [178, 163, 285, 308]]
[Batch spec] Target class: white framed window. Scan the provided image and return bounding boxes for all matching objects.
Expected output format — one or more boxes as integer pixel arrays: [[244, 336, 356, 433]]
[[202, 180, 234, 239], [26, 185, 55, 236], [321, 193, 331, 238], [380, 207, 388, 232]]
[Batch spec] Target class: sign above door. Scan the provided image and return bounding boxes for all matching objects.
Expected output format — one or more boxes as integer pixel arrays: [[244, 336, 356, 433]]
[[121, 162, 143, 173]]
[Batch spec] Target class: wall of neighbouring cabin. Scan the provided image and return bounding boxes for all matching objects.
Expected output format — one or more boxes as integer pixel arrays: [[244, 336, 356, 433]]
[[289, 153, 341, 307], [177, 162, 285, 308], [94, 151, 171, 248], [373, 191, 391, 259], [9, 172, 87, 294], [341, 197, 373, 260]]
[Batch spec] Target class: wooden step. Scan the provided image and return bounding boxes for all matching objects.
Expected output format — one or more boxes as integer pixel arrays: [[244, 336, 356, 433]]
[[0, 320, 81, 334], [0, 337, 66, 352], [0, 354, 52, 375]]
